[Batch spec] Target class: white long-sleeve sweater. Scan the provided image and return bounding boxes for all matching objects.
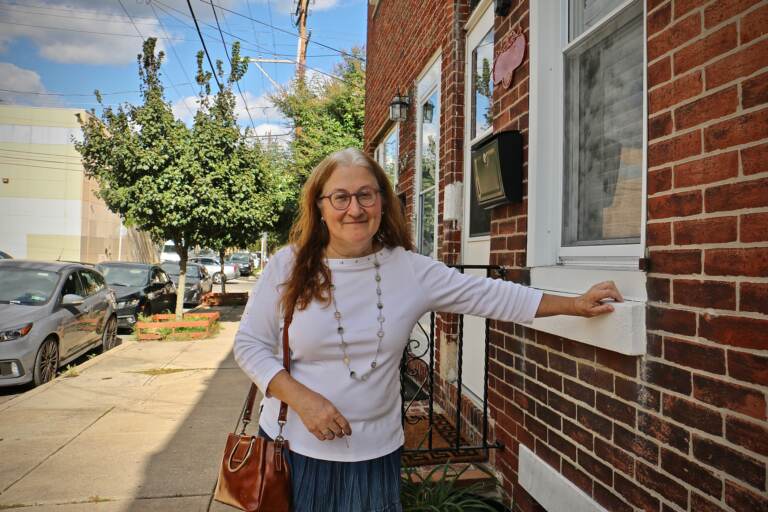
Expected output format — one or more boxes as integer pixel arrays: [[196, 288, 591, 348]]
[[233, 245, 543, 462]]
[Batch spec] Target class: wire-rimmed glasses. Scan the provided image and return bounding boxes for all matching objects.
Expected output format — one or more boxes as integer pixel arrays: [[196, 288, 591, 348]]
[[318, 187, 381, 211]]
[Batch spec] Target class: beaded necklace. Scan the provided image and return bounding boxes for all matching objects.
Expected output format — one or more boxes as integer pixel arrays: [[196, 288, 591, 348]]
[[328, 253, 384, 381]]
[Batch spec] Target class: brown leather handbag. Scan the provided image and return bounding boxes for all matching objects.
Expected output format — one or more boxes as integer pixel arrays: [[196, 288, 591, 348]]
[[214, 316, 293, 512]]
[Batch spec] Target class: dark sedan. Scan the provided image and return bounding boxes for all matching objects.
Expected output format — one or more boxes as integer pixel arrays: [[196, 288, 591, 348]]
[[95, 262, 176, 330], [227, 252, 254, 276], [161, 262, 213, 306]]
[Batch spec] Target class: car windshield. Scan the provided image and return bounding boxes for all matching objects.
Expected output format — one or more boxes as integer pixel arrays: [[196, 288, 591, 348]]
[[97, 266, 148, 287], [162, 244, 176, 254], [0, 268, 59, 305], [230, 254, 250, 262], [161, 264, 200, 281]]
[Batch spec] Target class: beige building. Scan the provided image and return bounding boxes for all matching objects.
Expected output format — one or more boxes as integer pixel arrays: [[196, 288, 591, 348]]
[[0, 105, 155, 263]]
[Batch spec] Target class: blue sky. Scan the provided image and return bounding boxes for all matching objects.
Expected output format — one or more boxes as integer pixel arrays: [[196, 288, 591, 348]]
[[0, 0, 368, 137]]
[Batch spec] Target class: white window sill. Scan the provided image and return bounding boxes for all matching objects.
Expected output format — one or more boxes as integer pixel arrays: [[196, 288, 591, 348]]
[[529, 266, 647, 356]]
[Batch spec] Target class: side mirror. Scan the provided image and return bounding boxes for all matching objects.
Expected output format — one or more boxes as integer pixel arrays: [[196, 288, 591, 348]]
[[61, 294, 84, 306]]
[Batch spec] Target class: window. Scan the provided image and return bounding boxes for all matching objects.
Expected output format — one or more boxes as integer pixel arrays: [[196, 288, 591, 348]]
[[468, 26, 494, 238], [527, 0, 647, 355], [528, 0, 646, 274], [562, 0, 644, 247], [79, 271, 100, 296], [418, 90, 439, 257], [415, 55, 441, 259], [375, 125, 399, 185], [61, 272, 85, 297]]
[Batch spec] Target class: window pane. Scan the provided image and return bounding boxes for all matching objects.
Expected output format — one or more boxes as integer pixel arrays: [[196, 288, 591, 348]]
[[563, 10, 643, 246], [419, 188, 435, 257], [469, 174, 492, 237], [420, 90, 439, 191], [570, 0, 626, 40], [383, 129, 398, 183], [472, 29, 494, 139]]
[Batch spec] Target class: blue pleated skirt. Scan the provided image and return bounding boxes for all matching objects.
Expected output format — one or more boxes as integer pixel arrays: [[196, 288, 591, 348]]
[[258, 428, 403, 512]]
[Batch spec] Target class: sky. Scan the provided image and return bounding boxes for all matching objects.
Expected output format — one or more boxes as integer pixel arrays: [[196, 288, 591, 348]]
[[0, 0, 368, 138]]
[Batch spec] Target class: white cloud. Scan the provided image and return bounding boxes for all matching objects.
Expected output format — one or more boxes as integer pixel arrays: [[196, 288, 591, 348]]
[[171, 90, 285, 126], [0, 62, 61, 106], [0, 1, 173, 65]]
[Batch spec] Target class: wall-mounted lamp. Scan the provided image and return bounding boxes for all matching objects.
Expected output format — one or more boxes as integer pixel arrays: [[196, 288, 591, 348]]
[[423, 100, 435, 123], [388, 89, 410, 122]]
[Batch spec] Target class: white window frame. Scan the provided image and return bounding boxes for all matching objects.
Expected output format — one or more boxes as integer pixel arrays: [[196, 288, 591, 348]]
[[463, 2, 495, 243], [415, 53, 442, 259], [528, 0, 647, 355], [375, 124, 399, 187]]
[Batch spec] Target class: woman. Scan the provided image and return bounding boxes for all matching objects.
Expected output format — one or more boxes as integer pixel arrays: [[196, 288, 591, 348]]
[[234, 147, 622, 511]]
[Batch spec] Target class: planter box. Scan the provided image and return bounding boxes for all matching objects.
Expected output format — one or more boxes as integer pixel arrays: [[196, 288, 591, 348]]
[[201, 292, 249, 306], [135, 311, 220, 341]]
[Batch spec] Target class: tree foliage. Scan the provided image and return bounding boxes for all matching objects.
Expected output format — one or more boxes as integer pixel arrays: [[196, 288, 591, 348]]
[[269, 48, 366, 243], [76, 38, 288, 313]]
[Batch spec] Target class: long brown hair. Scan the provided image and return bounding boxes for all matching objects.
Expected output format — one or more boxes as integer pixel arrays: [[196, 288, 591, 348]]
[[281, 147, 413, 316]]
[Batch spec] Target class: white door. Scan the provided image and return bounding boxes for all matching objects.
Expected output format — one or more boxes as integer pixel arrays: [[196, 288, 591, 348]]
[[461, 6, 495, 400]]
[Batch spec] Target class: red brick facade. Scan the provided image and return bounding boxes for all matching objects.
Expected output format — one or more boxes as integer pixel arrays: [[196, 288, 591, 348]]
[[366, 1, 768, 511]]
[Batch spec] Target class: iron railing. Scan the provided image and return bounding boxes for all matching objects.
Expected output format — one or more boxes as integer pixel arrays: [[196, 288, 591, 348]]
[[400, 265, 506, 461]]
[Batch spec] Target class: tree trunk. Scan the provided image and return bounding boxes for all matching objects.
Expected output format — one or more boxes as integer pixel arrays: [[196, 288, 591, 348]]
[[219, 248, 227, 294], [175, 245, 187, 320]]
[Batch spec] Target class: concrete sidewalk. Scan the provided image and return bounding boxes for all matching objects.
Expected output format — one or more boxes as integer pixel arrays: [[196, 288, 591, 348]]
[[0, 306, 253, 511]]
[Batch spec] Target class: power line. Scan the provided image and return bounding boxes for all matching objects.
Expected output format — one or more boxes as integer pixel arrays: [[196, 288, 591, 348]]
[[117, 0, 196, 118], [152, 0, 362, 88], [202, 0, 365, 63], [208, 0, 257, 132], [0, 87, 163, 97], [185, 0, 223, 93]]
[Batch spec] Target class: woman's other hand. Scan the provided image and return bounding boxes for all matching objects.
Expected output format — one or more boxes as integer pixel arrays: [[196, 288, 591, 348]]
[[294, 389, 352, 442], [573, 281, 624, 317]]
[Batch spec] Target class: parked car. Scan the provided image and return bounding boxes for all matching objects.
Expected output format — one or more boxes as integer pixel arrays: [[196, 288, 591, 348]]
[[227, 252, 254, 276], [189, 257, 238, 284], [95, 262, 176, 330], [0, 250, 12, 259], [0, 260, 118, 388], [160, 241, 179, 263], [161, 262, 213, 306]]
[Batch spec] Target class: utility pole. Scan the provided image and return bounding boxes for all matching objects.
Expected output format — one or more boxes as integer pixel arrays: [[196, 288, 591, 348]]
[[295, 0, 311, 83]]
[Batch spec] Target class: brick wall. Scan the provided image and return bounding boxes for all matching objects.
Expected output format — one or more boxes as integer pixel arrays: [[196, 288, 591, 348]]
[[367, 1, 767, 511], [487, 1, 768, 511]]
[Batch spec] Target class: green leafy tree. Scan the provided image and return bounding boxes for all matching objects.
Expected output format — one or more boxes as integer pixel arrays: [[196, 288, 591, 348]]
[[75, 38, 205, 317], [269, 48, 365, 243], [191, 43, 289, 292]]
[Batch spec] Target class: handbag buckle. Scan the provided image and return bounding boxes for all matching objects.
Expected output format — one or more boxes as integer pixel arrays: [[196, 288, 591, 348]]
[[275, 419, 286, 442]]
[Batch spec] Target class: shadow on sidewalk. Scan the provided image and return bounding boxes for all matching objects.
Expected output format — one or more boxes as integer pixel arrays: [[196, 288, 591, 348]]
[[125, 305, 254, 511]]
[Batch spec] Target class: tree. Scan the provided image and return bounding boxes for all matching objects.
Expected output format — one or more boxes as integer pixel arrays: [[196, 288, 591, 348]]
[[76, 38, 208, 317], [191, 43, 290, 291], [269, 48, 365, 243]]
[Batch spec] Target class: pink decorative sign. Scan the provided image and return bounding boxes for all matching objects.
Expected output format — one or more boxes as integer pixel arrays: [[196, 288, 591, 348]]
[[493, 29, 526, 89]]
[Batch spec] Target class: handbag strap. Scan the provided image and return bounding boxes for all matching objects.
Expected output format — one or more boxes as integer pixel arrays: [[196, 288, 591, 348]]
[[240, 312, 293, 435]]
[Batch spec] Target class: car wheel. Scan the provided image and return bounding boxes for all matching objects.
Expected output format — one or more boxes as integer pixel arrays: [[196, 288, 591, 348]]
[[101, 315, 118, 352], [213, 272, 223, 284], [33, 337, 59, 387]]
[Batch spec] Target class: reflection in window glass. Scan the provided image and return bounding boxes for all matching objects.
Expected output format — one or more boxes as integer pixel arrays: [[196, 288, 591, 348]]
[[472, 29, 494, 139], [469, 28, 494, 237], [382, 128, 398, 184], [419, 90, 439, 257], [569, 0, 626, 40], [562, 5, 643, 245]]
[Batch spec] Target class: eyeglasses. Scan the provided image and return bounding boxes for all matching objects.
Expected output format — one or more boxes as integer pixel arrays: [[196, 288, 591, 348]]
[[318, 187, 381, 211]]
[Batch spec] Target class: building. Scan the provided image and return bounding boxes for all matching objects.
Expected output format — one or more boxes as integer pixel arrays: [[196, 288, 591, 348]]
[[366, 1, 767, 510], [0, 105, 155, 263]]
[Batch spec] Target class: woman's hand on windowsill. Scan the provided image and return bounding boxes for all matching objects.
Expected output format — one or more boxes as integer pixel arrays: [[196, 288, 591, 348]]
[[536, 281, 623, 318]]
